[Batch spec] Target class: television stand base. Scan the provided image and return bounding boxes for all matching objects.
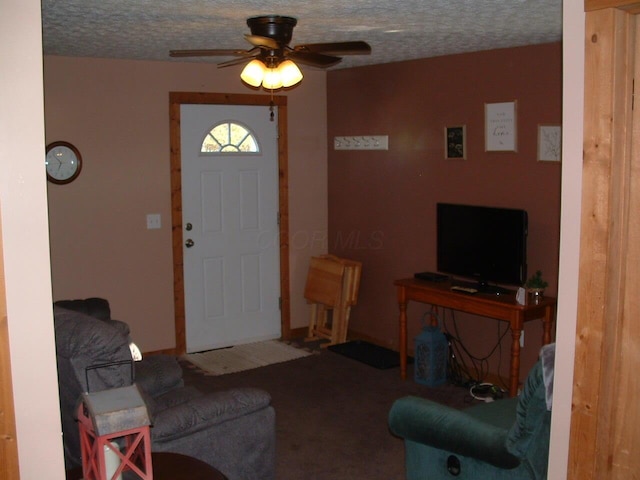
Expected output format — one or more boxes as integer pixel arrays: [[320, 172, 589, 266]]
[[477, 284, 512, 295], [414, 271, 449, 282]]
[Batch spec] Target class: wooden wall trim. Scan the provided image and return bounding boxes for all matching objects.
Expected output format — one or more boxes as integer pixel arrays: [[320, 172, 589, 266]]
[[570, 7, 638, 479], [0, 216, 20, 480], [168, 92, 290, 354], [586, 0, 640, 13], [276, 103, 291, 339]]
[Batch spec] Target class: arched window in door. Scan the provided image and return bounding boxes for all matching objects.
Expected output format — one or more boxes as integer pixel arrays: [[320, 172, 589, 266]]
[[200, 121, 260, 153]]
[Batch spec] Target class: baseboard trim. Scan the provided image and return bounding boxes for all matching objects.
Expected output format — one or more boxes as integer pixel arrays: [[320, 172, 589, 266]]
[[155, 327, 399, 358], [143, 347, 178, 356], [288, 326, 398, 352]]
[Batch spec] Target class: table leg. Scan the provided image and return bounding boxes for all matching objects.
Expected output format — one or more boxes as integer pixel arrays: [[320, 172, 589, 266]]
[[510, 327, 521, 397], [399, 298, 408, 380]]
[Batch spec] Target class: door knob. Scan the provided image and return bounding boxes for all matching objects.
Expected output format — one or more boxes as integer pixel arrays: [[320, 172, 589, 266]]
[[185, 222, 193, 231], [185, 239, 195, 248]]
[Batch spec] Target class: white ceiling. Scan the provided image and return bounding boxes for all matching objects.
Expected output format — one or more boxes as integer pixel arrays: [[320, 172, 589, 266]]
[[41, 0, 562, 70]]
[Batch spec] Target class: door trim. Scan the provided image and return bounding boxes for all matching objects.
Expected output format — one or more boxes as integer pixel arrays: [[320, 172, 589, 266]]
[[0, 226, 19, 479], [169, 92, 290, 355], [568, 3, 640, 478]]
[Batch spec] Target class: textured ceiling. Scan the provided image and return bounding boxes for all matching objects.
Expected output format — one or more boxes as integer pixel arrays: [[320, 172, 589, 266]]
[[41, 0, 562, 69]]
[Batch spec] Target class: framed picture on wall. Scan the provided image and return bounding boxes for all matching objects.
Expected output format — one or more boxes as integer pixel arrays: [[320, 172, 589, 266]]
[[485, 101, 517, 152], [537, 125, 562, 162], [444, 125, 466, 159]]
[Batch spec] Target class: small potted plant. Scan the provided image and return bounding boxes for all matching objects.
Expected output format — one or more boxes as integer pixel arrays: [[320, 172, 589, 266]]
[[526, 270, 548, 303]]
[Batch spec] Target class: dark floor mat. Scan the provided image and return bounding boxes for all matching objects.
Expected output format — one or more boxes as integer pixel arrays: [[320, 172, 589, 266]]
[[328, 340, 409, 369]]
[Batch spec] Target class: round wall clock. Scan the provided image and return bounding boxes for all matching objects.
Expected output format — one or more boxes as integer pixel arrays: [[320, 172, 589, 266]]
[[45, 141, 82, 184]]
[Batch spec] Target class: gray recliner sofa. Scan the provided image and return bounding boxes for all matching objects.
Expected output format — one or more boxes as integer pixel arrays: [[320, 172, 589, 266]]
[[53, 298, 276, 480]]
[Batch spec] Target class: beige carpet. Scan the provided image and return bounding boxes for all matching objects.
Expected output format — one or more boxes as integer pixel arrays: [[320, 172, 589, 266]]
[[183, 340, 313, 375]]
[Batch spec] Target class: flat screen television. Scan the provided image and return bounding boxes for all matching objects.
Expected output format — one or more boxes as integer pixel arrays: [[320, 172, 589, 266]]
[[437, 203, 528, 291]]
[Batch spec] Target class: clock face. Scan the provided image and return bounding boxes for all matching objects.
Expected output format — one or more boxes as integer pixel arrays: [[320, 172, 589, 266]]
[[46, 142, 82, 184]]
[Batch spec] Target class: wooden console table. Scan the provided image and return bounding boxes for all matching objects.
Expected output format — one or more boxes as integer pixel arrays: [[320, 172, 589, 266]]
[[394, 278, 555, 397]]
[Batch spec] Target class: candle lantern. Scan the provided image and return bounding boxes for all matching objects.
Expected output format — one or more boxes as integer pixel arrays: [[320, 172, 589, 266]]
[[77, 384, 153, 480], [414, 325, 448, 386]]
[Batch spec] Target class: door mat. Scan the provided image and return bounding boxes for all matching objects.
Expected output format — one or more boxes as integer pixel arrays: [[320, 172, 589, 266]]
[[328, 340, 410, 369], [183, 340, 312, 376]]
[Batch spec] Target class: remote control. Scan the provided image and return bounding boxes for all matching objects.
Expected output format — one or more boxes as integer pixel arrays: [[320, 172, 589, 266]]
[[450, 286, 478, 294]]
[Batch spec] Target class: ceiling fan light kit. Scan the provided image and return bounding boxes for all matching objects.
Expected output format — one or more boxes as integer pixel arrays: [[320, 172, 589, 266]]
[[240, 59, 267, 87], [275, 60, 303, 87], [262, 69, 284, 90], [241, 58, 303, 89], [170, 15, 370, 90]]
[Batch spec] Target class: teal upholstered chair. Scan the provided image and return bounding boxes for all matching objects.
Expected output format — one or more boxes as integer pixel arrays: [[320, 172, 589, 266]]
[[388, 345, 554, 480]]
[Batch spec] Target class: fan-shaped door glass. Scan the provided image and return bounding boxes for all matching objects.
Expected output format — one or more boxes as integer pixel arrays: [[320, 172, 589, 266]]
[[200, 121, 259, 153]]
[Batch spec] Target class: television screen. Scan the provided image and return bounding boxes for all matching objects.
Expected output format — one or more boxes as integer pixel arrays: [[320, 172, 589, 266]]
[[437, 203, 528, 288]]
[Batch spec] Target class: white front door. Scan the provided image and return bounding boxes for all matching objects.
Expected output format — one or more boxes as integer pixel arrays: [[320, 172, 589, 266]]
[[180, 104, 281, 353]]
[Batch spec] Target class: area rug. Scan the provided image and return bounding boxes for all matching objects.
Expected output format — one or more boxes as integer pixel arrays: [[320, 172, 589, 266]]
[[183, 340, 312, 375], [327, 340, 410, 369]]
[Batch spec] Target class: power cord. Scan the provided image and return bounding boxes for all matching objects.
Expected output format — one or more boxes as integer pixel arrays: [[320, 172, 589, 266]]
[[469, 382, 506, 403], [429, 306, 511, 395]]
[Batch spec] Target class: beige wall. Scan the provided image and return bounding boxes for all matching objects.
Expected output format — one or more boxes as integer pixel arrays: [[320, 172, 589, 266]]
[[44, 56, 328, 352], [1, 0, 65, 478]]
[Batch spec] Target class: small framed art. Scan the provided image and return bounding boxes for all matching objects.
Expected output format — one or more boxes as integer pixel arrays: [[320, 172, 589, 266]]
[[444, 125, 466, 159], [485, 101, 517, 152], [537, 125, 562, 162]]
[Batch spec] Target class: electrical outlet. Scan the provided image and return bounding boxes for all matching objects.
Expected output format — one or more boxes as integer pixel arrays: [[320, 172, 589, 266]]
[[520, 330, 525, 348], [146, 213, 161, 230]]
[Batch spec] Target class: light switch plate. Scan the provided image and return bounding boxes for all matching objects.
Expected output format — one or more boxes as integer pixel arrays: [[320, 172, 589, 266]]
[[334, 135, 389, 150], [146, 213, 161, 229]]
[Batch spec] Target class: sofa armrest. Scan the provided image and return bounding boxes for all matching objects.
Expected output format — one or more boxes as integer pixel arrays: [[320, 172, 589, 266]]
[[151, 388, 272, 443], [135, 355, 184, 397], [389, 396, 520, 469]]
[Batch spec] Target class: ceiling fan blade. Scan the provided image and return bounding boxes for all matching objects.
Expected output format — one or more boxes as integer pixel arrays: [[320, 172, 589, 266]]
[[217, 55, 258, 68], [170, 48, 251, 58], [293, 41, 371, 56], [287, 51, 342, 68], [244, 34, 280, 50]]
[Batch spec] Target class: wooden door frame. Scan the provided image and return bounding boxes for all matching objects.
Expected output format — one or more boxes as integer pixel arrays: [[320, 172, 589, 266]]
[[0, 221, 19, 479], [169, 92, 291, 355], [569, 2, 640, 478]]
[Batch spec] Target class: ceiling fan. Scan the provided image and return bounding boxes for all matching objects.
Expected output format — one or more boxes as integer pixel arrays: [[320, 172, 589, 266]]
[[169, 15, 371, 89]]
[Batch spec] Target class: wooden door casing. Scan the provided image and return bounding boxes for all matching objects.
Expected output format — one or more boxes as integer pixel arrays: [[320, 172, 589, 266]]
[[570, 2, 640, 478], [169, 92, 290, 355], [0, 220, 20, 480]]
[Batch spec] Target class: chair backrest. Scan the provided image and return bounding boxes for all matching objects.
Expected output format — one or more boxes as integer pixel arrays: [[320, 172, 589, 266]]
[[54, 306, 133, 391], [54, 305, 133, 468], [54, 297, 111, 321]]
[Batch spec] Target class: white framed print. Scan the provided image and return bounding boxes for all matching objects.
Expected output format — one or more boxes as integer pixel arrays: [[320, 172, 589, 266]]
[[537, 125, 562, 162], [485, 101, 517, 152]]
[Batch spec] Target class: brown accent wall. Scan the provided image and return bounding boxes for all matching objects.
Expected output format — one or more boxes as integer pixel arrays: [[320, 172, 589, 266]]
[[327, 43, 562, 380]]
